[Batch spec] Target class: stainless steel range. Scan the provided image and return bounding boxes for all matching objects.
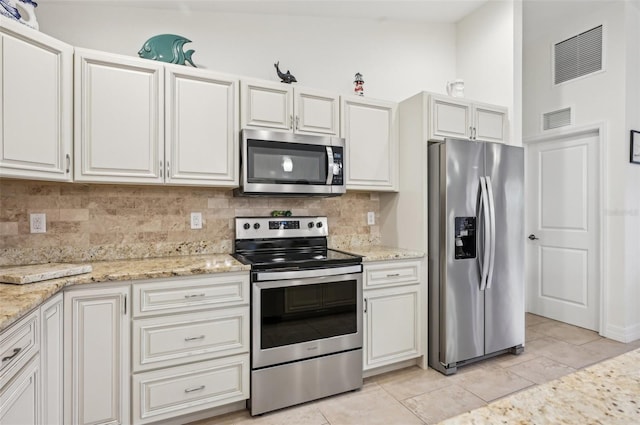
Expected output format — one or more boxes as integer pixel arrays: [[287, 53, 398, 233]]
[[232, 216, 363, 416]]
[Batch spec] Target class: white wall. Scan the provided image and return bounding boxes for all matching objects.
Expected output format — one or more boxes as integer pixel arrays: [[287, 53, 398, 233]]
[[455, 0, 521, 144], [523, 1, 640, 342], [36, 3, 457, 102]]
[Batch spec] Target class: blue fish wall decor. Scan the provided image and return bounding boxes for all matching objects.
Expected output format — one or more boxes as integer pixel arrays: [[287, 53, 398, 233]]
[[138, 34, 196, 67]]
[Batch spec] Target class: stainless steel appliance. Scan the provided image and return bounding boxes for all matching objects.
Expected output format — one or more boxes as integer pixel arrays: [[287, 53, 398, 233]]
[[237, 129, 346, 196], [232, 216, 363, 415], [428, 138, 525, 375]]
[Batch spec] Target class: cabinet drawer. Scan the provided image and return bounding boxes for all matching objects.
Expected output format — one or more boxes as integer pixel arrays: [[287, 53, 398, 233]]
[[133, 307, 249, 371], [132, 354, 249, 424], [133, 273, 249, 317], [0, 309, 39, 385], [364, 260, 421, 289]]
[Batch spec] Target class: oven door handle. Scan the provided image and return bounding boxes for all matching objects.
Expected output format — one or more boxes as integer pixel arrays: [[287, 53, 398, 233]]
[[255, 264, 362, 285]]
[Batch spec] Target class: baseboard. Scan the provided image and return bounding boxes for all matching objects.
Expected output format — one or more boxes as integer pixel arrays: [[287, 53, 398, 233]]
[[603, 322, 640, 343]]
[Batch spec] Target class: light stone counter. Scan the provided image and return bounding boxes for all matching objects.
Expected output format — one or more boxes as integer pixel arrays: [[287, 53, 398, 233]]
[[438, 347, 640, 425], [336, 245, 425, 262], [1, 245, 423, 332], [0, 254, 249, 332]]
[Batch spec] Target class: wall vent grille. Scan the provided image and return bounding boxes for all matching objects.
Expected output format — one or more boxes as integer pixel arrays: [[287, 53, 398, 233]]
[[543, 107, 572, 130], [554, 25, 603, 84]]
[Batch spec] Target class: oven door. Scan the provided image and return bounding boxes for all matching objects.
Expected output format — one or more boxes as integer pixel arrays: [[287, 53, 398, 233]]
[[252, 269, 362, 369], [240, 129, 345, 196]]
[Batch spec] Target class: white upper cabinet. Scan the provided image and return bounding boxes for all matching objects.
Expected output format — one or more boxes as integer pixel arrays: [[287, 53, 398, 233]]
[[0, 17, 73, 182], [165, 64, 239, 186], [75, 48, 239, 186], [428, 94, 508, 143], [74, 48, 164, 184], [241, 80, 340, 136], [341, 96, 398, 191]]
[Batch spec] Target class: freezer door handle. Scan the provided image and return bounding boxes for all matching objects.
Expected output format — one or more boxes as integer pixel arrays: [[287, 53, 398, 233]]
[[478, 177, 491, 291], [485, 176, 496, 289]]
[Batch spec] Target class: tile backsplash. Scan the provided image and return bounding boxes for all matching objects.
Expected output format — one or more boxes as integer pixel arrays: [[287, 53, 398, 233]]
[[0, 179, 381, 266]]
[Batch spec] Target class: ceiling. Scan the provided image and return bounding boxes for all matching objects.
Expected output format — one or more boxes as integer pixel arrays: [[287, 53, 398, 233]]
[[44, 0, 490, 24]]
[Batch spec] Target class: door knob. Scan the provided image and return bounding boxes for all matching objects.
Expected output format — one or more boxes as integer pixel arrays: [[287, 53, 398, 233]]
[[528, 234, 539, 240]]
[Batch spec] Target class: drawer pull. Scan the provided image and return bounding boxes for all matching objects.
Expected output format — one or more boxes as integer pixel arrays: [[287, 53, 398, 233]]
[[386, 273, 401, 277], [2, 347, 22, 363], [185, 385, 205, 393], [184, 293, 206, 299], [184, 335, 205, 342]]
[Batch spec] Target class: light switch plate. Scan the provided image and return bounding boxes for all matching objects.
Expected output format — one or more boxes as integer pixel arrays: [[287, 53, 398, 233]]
[[367, 211, 375, 225]]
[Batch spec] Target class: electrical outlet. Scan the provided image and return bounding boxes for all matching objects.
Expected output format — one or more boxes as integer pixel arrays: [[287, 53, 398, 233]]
[[30, 213, 46, 233], [367, 211, 375, 225], [190, 212, 203, 230]]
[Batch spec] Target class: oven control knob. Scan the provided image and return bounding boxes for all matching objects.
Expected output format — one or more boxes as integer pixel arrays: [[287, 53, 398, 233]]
[[253, 223, 260, 230], [316, 222, 323, 228], [307, 222, 315, 228], [243, 223, 250, 230]]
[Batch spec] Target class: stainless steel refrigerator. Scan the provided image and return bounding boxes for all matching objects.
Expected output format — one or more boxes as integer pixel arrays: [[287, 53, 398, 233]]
[[428, 138, 524, 375]]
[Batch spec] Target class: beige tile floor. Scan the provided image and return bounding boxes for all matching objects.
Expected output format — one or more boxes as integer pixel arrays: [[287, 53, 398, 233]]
[[192, 314, 640, 425]]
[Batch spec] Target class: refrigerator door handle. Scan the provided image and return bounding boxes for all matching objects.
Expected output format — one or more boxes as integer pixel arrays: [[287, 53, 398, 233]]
[[485, 176, 497, 289], [479, 177, 491, 291]]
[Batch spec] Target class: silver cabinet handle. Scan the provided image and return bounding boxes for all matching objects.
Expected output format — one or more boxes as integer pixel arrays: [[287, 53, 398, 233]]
[[160, 160, 163, 178], [65, 154, 70, 173], [166, 161, 170, 177], [528, 234, 539, 240], [2, 347, 21, 363], [473, 127, 477, 140], [469, 126, 474, 139], [364, 298, 368, 314], [184, 385, 205, 393], [386, 273, 400, 277], [184, 335, 205, 341], [295, 115, 300, 130], [289, 114, 293, 130], [184, 293, 206, 299]]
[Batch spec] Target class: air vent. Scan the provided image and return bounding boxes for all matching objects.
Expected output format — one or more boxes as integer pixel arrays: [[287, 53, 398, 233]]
[[543, 107, 572, 130], [554, 25, 603, 84]]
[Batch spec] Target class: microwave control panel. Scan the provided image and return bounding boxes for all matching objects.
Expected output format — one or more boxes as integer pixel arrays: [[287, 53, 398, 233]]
[[331, 149, 344, 185]]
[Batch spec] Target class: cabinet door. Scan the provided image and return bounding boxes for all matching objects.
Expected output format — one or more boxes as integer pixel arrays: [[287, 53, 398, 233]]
[[428, 95, 472, 141], [64, 286, 130, 425], [342, 96, 398, 191], [0, 20, 73, 182], [0, 356, 41, 425], [364, 287, 420, 370], [74, 48, 164, 184], [294, 87, 339, 136], [165, 66, 239, 186], [40, 293, 63, 425], [473, 103, 508, 143], [241, 79, 292, 131]]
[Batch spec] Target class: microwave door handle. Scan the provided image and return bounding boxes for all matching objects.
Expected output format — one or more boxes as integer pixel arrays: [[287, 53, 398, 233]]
[[326, 147, 334, 184]]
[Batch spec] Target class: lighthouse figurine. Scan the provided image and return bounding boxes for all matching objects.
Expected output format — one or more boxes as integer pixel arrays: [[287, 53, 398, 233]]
[[354, 72, 364, 96]]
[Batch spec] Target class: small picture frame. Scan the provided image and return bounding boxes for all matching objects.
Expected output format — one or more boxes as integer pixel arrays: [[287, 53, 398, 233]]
[[631, 130, 640, 164]]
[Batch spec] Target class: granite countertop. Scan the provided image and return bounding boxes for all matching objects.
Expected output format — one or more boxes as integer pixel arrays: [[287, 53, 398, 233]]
[[0, 245, 423, 332], [336, 245, 425, 262], [438, 347, 640, 424], [0, 254, 249, 332]]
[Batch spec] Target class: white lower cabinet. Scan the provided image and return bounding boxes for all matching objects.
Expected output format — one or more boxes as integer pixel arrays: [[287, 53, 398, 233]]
[[363, 260, 422, 371], [40, 293, 64, 425], [1, 292, 64, 425], [0, 355, 41, 425], [132, 354, 249, 424], [131, 273, 250, 424], [64, 285, 130, 425]]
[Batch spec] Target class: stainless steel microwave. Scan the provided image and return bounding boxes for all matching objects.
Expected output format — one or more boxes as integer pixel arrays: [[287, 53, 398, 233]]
[[237, 129, 346, 196]]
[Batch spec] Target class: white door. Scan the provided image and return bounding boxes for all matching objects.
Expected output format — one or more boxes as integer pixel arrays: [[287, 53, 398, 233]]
[[525, 130, 599, 330], [240, 79, 292, 131], [293, 87, 340, 136]]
